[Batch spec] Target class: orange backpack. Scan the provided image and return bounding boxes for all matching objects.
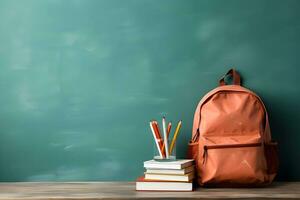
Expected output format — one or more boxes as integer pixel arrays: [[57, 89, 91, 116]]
[[188, 69, 278, 187]]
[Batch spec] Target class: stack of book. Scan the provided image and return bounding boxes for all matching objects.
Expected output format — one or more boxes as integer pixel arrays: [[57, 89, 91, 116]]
[[136, 159, 194, 191]]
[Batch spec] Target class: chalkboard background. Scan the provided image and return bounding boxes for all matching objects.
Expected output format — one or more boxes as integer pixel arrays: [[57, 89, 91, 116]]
[[0, 0, 299, 181]]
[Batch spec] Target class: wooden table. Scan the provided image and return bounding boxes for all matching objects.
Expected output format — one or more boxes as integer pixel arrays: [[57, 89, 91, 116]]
[[0, 182, 299, 199]]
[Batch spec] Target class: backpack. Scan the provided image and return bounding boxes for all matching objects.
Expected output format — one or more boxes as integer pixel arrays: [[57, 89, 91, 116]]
[[187, 69, 278, 187]]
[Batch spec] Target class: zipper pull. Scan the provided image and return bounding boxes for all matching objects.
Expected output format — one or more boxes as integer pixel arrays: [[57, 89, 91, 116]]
[[202, 146, 208, 165], [192, 128, 200, 142]]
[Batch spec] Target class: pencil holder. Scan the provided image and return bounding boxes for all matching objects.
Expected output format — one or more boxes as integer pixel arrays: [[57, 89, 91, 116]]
[[153, 139, 176, 161]]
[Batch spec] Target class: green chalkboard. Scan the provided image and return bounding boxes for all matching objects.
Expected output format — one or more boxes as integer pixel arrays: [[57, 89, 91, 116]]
[[0, 0, 299, 181]]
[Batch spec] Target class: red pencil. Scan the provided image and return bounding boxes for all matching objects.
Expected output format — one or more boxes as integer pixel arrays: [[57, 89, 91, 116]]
[[167, 122, 172, 138], [152, 121, 166, 158]]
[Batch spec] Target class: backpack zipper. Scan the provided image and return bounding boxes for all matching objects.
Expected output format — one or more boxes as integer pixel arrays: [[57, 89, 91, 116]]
[[192, 128, 200, 143], [202, 142, 262, 164]]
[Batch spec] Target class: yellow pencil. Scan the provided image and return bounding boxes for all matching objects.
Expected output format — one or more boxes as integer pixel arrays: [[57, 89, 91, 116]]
[[169, 120, 182, 155]]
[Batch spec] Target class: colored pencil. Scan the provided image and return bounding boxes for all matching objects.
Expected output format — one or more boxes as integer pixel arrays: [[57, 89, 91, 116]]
[[162, 117, 169, 158], [152, 121, 165, 158], [149, 121, 163, 157], [167, 122, 171, 138], [169, 120, 182, 155], [161, 121, 171, 153]]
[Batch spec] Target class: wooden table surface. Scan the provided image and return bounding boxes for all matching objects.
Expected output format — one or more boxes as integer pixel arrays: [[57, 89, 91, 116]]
[[0, 182, 299, 200]]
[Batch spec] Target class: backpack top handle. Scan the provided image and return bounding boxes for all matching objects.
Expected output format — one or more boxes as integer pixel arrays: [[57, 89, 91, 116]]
[[219, 68, 241, 86]]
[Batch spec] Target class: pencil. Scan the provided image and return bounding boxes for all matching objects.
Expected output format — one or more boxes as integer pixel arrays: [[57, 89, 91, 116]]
[[162, 117, 169, 158], [152, 121, 165, 158], [169, 120, 182, 155], [161, 121, 171, 153], [149, 121, 163, 158], [167, 122, 171, 138]]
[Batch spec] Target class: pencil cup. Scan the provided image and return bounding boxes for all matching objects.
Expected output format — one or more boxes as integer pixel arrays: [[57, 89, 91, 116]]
[[153, 139, 176, 161]]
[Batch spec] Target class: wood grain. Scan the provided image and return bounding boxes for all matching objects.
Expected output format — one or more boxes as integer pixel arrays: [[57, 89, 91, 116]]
[[0, 182, 299, 200]]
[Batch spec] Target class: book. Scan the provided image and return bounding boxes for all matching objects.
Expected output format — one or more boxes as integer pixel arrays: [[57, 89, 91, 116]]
[[146, 165, 194, 175], [145, 171, 194, 182], [143, 159, 193, 170], [136, 177, 193, 191]]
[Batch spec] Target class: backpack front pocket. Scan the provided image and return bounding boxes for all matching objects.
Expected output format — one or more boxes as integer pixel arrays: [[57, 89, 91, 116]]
[[201, 142, 267, 186]]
